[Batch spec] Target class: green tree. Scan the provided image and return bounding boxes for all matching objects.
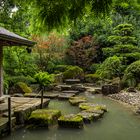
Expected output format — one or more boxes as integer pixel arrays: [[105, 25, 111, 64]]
[[103, 23, 140, 64]]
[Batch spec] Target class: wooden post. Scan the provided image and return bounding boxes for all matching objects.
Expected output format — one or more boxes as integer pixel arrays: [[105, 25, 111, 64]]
[[8, 97, 12, 133], [0, 46, 3, 97], [40, 88, 44, 109]]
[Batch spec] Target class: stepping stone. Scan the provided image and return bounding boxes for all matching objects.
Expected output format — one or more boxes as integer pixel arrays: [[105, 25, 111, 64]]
[[58, 93, 75, 100], [62, 90, 79, 94], [77, 111, 93, 123], [43, 93, 59, 99], [85, 108, 104, 117], [12, 93, 24, 97], [65, 79, 80, 84], [71, 84, 86, 92], [87, 87, 102, 94], [58, 114, 83, 128], [24, 93, 58, 99], [59, 85, 72, 91], [69, 96, 87, 106], [79, 103, 107, 112], [28, 109, 61, 128]]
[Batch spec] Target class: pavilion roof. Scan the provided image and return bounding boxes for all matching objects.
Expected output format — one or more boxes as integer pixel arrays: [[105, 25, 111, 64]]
[[0, 27, 35, 47]]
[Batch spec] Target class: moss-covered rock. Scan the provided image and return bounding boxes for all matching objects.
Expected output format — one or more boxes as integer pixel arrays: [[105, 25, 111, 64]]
[[69, 96, 87, 106], [58, 114, 83, 128], [28, 109, 61, 128], [85, 108, 104, 117], [77, 111, 93, 123], [79, 103, 107, 112], [9, 82, 32, 95]]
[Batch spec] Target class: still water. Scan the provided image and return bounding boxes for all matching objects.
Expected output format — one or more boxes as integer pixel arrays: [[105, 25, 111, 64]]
[[2, 93, 140, 140]]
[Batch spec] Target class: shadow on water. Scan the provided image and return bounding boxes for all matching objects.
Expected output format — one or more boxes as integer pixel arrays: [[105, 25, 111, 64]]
[[1, 93, 140, 140]]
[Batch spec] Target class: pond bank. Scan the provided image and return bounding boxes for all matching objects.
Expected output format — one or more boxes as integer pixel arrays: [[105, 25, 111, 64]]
[[108, 90, 140, 113]]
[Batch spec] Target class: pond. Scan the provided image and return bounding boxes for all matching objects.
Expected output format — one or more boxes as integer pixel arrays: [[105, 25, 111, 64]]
[[1, 93, 140, 140]]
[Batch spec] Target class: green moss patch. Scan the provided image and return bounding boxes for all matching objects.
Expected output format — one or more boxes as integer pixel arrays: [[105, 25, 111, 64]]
[[79, 103, 107, 112], [69, 96, 87, 106], [28, 109, 61, 128], [58, 114, 83, 128]]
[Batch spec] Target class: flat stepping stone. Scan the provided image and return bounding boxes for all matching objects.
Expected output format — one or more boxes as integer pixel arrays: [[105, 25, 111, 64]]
[[69, 96, 87, 106], [71, 84, 86, 92], [28, 109, 61, 128], [85, 108, 104, 117], [12, 94, 24, 97], [77, 112, 93, 123], [58, 114, 83, 128], [59, 85, 72, 91], [62, 90, 79, 94], [24, 93, 58, 99], [43, 93, 59, 99], [79, 103, 107, 112], [79, 110, 101, 121], [87, 87, 102, 94], [65, 79, 80, 84], [58, 93, 75, 100]]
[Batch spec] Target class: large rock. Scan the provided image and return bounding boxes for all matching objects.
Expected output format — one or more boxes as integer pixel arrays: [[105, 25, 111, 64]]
[[58, 114, 83, 128], [102, 84, 120, 95], [28, 109, 61, 128]]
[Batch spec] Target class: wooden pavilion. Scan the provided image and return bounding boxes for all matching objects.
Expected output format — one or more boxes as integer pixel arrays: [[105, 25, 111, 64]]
[[0, 27, 35, 98]]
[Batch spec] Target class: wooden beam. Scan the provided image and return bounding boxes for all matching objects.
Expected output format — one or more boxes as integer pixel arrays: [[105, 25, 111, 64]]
[[0, 46, 3, 97]]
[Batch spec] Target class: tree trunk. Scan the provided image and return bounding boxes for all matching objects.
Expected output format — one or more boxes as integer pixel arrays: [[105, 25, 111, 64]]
[[0, 46, 3, 97]]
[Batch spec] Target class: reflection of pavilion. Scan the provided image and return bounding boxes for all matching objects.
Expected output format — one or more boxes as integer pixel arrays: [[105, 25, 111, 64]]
[[0, 27, 35, 99]]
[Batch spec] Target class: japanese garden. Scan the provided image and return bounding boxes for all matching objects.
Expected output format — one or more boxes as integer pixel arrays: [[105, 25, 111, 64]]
[[0, 0, 140, 140]]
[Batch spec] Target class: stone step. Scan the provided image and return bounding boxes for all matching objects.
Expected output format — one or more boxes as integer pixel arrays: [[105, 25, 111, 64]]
[[58, 93, 75, 100], [24, 93, 58, 99], [65, 79, 80, 84], [62, 90, 79, 94]]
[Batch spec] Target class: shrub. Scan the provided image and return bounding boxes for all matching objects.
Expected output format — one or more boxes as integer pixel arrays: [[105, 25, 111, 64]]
[[89, 63, 101, 73], [54, 65, 71, 73], [34, 72, 54, 88], [63, 66, 84, 80], [65, 36, 101, 70], [85, 74, 100, 83], [122, 60, 140, 87], [103, 45, 140, 64], [7, 76, 36, 87], [96, 56, 124, 79]]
